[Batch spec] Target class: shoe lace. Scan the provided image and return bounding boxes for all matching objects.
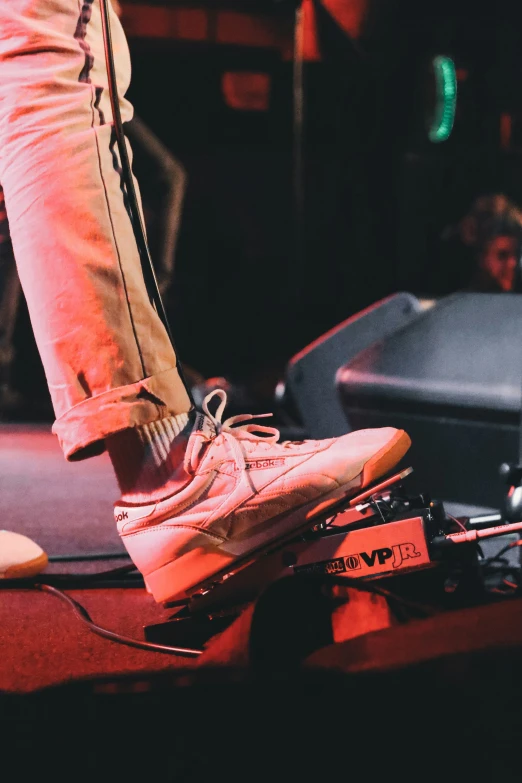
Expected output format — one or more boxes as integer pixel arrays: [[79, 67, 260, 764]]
[[197, 389, 311, 475], [202, 389, 280, 444]]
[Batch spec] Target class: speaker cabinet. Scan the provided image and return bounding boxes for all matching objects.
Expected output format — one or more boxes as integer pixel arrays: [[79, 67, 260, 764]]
[[337, 292, 522, 508]]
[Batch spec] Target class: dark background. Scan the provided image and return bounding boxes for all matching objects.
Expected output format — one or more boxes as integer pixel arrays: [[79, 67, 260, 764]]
[[12, 0, 522, 409]]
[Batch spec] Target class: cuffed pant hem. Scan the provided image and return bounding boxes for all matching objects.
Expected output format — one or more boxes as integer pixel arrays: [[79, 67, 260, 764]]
[[52, 366, 192, 461]]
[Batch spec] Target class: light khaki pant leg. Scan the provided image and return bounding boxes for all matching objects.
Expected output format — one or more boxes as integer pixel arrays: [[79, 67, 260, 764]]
[[0, 0, 190, 459]]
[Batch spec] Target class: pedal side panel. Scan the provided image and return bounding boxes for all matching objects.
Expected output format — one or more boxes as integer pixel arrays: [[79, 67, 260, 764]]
[[292, 517, 432, 579]]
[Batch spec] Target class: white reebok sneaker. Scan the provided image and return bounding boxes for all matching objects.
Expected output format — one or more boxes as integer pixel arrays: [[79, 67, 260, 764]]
[[114, 390, 411, 603]]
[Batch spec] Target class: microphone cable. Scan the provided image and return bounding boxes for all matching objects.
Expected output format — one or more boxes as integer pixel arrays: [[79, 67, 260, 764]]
[[98, 0, 194, 404]]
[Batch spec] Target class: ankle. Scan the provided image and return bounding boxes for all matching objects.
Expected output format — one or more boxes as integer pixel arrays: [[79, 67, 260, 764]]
[[106, 412, 192, 502]]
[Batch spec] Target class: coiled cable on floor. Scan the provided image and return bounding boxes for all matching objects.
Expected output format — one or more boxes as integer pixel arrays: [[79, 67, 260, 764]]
[[38, 582, 202, 658], [0, 566, 202, 658]]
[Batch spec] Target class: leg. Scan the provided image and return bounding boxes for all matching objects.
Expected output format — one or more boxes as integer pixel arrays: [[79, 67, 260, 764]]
[[0, 2, 411, 604], [0, 1, 191, 460]]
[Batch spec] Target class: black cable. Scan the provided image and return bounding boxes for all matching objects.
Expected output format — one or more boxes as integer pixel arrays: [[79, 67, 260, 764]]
[[41, 563, 139, 584], [2, 577, 143, 590], [480, 540, 522, 569], [98, 0, 194, 404], [0, 564, 140, 589], [0, 565, 201, 656], [49, 551, 131, 563], [37, 583, 202, 658]]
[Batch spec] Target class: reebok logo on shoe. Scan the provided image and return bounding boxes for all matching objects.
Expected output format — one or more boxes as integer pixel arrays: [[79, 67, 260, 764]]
[[245, 458, 286, 470]]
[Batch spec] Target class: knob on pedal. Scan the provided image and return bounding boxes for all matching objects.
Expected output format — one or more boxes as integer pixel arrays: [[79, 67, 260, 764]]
[[499, 462, 522, 522]]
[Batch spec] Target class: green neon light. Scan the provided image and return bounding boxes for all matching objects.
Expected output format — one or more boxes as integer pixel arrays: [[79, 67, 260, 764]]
[[429, 55, 457, 143]]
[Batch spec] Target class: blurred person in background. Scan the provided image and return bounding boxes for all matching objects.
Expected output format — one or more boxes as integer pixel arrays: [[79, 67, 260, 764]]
[[438, 194, 522, 295], [467, 211, 522, 293]]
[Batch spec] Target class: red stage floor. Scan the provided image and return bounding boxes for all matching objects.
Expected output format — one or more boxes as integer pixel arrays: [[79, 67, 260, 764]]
[[0, 425, 196, 692]]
